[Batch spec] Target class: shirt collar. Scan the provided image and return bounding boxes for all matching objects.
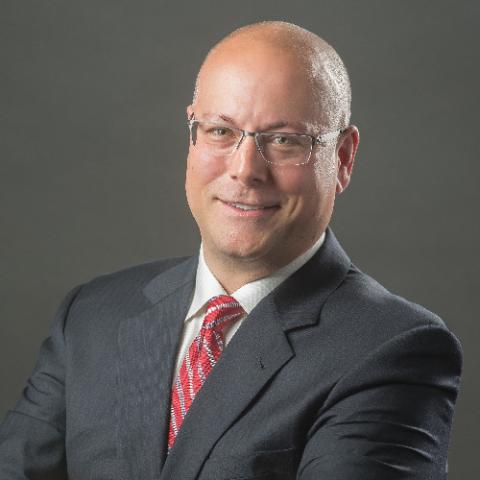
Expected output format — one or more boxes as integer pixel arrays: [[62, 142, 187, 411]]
[[185, 247, 226, 320], [186, 231, 326, 320]]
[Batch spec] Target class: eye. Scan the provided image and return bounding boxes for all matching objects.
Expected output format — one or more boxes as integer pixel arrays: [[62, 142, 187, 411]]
[[269, 134, 303, 146], [271, 135, 290, 144], [206, 126, 232, 137]]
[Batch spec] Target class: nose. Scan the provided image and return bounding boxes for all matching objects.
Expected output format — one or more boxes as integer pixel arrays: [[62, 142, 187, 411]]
[[226, 134, 269, 185]]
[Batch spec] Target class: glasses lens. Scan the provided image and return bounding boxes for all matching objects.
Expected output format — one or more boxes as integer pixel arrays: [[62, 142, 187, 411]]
[[259, 133, 313, 165], [192, 122, 242, 155]]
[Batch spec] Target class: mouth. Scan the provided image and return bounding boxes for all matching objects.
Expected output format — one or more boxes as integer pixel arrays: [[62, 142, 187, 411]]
[[218, 199, 280, 216], [228, 202, 277, 211]]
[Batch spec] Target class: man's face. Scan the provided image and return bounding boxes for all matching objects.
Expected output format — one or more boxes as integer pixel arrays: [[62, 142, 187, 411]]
[[185, 43, 341, 270]]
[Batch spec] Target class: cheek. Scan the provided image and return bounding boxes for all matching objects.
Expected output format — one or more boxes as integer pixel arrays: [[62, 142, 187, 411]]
[[273, 164, 335, 220], [187, 148, 225, 185], [273, 166, 320, 200], [185, 150, 225, 208]]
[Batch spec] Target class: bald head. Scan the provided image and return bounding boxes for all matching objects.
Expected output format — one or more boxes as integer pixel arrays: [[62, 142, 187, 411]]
[[192, 21, 351, 130]]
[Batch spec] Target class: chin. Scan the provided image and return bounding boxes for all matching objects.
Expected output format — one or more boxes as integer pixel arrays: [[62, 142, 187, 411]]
[[210, 234, 273, 263], [221, 242, 268, 262]]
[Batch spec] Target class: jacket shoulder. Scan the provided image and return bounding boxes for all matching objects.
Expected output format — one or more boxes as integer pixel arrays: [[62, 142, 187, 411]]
[[318, 264, 462, 378], [64, 256, 193, 326], [332, 264, 446, 328], [320, 264, 455, 362], [80, 256, 190, 295]]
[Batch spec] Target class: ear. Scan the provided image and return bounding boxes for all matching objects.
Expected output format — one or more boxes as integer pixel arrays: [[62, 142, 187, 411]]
[[335, 125, 359, 194], [186, 105, 194, 119]]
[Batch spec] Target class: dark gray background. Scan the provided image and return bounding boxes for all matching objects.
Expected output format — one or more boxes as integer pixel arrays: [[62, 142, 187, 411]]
[[1, 1, 478, 477]]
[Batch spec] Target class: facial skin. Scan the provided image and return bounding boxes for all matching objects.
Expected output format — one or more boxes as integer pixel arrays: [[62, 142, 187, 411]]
[[185, 26, 359, 293]]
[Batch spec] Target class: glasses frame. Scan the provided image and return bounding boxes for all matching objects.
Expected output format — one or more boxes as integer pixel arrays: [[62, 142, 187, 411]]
[[187, 115, 347, 166]]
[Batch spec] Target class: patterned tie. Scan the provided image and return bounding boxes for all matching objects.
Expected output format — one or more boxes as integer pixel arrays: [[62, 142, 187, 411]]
[[168, 294, 245, 451]]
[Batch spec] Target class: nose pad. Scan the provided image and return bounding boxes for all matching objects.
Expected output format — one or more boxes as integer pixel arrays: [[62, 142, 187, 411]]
[[234, 132, 263, 157], [253, 136, 265, 158], [228, 132, 268, 183], [234, 133, 262, 160], [234, 134, 246, 151]]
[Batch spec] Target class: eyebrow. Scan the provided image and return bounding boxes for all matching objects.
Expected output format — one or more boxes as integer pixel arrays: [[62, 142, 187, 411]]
[[202, 113, 313, 133]]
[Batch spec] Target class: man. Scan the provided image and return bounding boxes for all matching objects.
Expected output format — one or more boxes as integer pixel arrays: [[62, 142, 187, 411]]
[[0, 21, 462, 479]]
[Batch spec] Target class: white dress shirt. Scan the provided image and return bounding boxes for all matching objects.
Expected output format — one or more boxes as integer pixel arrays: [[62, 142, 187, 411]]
[[172, 232, 326, 381]]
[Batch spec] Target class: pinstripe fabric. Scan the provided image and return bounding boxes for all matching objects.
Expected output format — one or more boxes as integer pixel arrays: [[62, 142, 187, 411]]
[[168, 295, 245, 451]]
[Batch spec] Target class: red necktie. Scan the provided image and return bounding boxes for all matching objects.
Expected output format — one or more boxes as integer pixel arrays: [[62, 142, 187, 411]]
[[168, 295, 245, 451]]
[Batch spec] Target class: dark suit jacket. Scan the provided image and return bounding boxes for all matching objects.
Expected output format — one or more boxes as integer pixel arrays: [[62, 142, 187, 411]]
[[0, 228, 463, 479]]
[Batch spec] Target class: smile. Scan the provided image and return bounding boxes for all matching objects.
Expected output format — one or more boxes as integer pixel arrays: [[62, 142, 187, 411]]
[[219, 200, 280, 217], [230, 203, 273, 211]]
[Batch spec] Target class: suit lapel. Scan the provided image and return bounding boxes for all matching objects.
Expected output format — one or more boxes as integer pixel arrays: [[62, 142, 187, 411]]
[[116, 256, 197, 479], [160, 295, 293, 480], [159, 228, 351, 480], [272, 227, 351, 331]]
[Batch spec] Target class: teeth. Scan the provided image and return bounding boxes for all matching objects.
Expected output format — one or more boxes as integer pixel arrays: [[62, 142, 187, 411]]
[[232, 203, 266, 211]]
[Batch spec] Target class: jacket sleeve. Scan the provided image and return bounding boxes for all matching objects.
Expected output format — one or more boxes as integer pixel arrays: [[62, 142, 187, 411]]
[[296, 324, 463, 480], [0, 285, 82, 480]]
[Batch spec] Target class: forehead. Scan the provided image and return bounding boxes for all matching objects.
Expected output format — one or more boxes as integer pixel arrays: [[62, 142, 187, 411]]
[[194, 43, 328, 129]]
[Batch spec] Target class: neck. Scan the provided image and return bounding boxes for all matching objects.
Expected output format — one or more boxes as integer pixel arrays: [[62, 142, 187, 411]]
[[203, 254, 278, 294], [202, 234, 325, 294]]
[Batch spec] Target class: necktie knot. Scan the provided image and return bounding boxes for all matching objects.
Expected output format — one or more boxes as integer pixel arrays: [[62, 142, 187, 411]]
[[201, 295, 245, 333]]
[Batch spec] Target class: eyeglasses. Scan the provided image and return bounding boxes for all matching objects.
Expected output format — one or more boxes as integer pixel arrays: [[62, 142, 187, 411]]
[[188, 117, 346, 166]]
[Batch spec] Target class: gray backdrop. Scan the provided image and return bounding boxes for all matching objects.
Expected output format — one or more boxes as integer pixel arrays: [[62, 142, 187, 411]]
[[1, 1, 478, 478]]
